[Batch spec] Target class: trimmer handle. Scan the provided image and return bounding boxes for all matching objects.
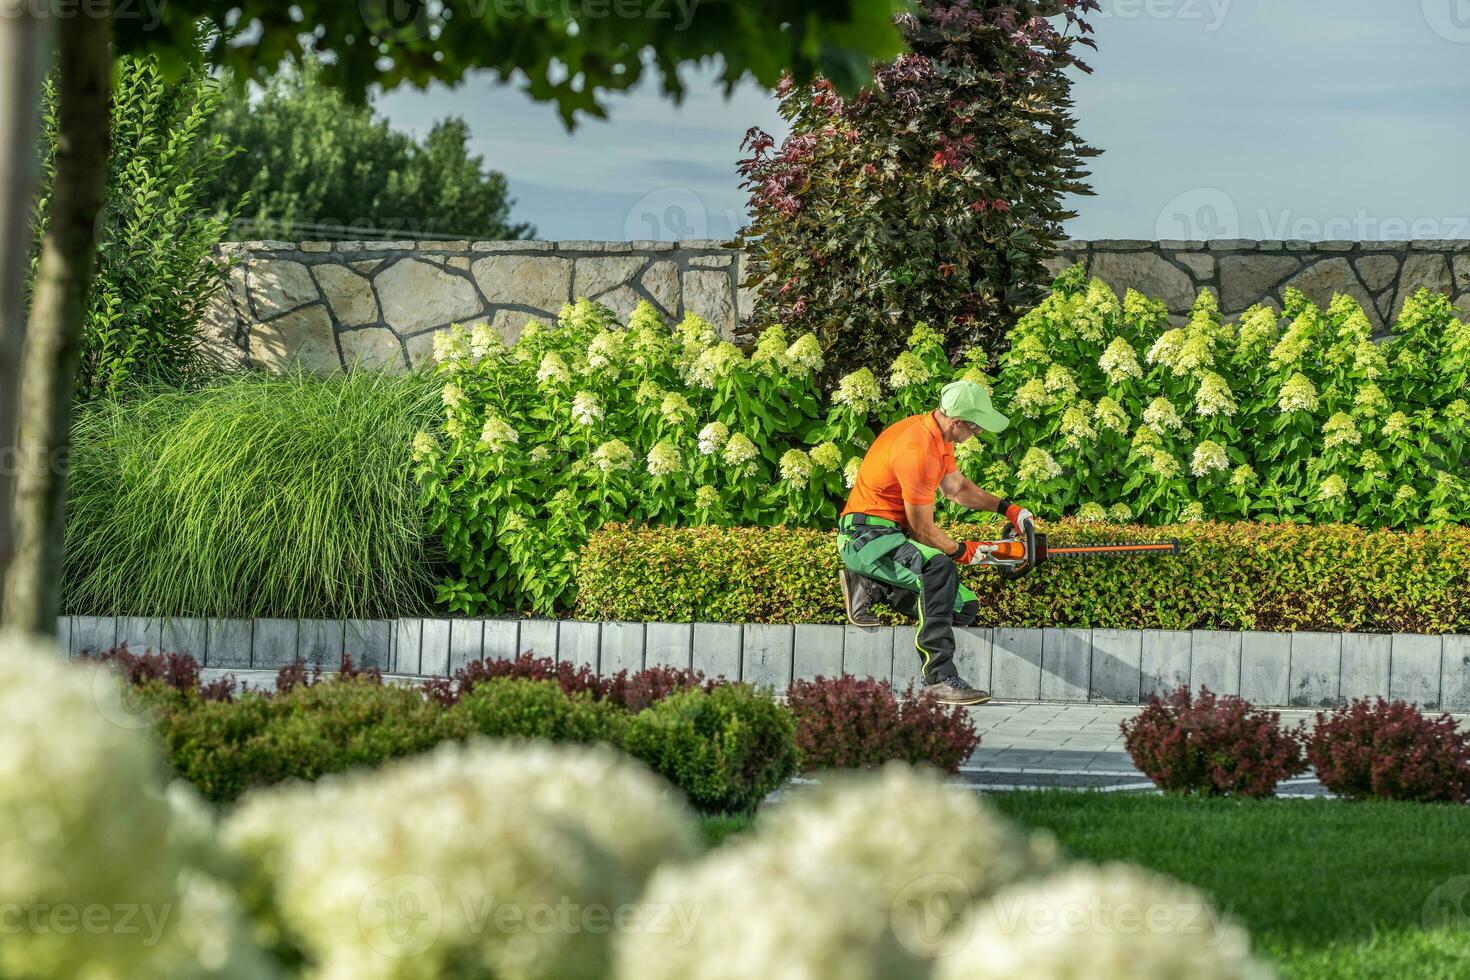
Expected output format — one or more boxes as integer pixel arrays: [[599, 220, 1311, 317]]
[[999, 520, 1047, 579]]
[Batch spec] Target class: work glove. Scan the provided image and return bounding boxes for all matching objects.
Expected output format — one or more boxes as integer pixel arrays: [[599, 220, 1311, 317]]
[[955, 541, 983, 565], [1004, 502, 1035, 535]]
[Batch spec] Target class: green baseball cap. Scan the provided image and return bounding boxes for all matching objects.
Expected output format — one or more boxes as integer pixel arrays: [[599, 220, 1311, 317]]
[[940, 380, 1009, 433]]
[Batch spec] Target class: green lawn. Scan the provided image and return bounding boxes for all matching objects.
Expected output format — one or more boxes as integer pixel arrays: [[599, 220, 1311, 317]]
[[703, 792, 1470, 979]]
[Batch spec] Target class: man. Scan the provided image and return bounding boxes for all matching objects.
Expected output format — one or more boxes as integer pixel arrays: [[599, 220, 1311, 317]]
[[837, 380, 1034, 706]]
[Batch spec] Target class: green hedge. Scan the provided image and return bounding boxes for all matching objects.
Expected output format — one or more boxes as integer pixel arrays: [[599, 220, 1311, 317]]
[[575, 520, 1470, 633]]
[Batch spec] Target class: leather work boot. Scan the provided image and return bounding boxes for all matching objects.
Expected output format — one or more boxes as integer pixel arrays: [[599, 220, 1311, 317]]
[[840, 569, 882, 627], [923, 676, 992, 706]]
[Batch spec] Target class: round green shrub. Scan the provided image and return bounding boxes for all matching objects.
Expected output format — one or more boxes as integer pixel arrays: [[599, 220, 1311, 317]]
[[448, 677, 629, 745]]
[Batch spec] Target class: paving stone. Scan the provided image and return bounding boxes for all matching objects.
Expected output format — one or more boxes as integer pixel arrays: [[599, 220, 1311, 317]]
[[448, 619, 484, 672], [205, 619, 252, 668], [345, 619, 393, 671], [392, 618, 423, 674], [644, 622, 692, 669], [1190, 629, 1242, 695], [558, 620, 600, 671], [1288, 632, 1342, 708], [1440, 635, 1470, 713], [601, 622, 646, 674], [842, 625, 893, 681], [793, 624, 844, 682], [298, 619, 344, 668], [118, 616, 162, 654], [1140, 629, 1191, 697], [692, 623, 741, 681], [418, 619, 452, 676], [743, 623, 794, 694], [252, 619, 300, 668], [161, 618, 207, 662], [1089, 629, 1142, 703], [518, 619, 559, 660], [991, 628, 1043, 700], [1339, 632, 1391, 702], [955, 627, 992, 692], [482, 619, 521, 662], [1239, 631, 1290, 704], [1390, 633, 1443, 709], [1042, 628, 1090, 701]]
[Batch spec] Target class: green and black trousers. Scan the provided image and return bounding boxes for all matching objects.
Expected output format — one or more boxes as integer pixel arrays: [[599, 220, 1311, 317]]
[[836, 513, 980, 685]]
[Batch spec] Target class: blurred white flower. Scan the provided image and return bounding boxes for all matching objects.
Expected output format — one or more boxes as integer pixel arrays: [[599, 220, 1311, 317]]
[[1143, 397, 1183, 434], [1194, 371, 1238, 418], [1229, 464, 1257, 489], [1149, 450, 1181, 480], [1017, 447, 1062, 483], [786, 333, 825, 374], [689, 342, 744, 388], [1353, 383, 1388, 418], [834, 369, 883, 415], [1357, 449, 1386, 475], [536, 351, 571, 386], [677, 312, 719, 350], [843, 457, 863, 489], [1146, 328, 1185, 369], [587, 329, 623, 370], [572, 390, 605, 426], [635, 380, 662, 404], [1322, 412, 1360, 449], [1352, 338, 1387, 379], [1093, 397, 1129, 434], [660, 391, 694, 424], [1277, 373, 1319, 414], [1013, 377, 1050, 419], [697, 421, 730, 455], [1395, 484, 1417, 502], [889, 351, 932, 390], [1008, 333, 1051, 367], [433, 326, 469, 366], [1131, 427, 1163, 453], [1098, 336, 1142, 384], [1269, 327, 1310, 370], [810, 441, 843, 470], [751, 324, 792, 376], [1381, 411, 1412, 440], [1318, 474, 1348, 501], [695, 485, 720, 510], [1043, 364, 1079, 399], [723, 433, 759, 468], [478, 415, 519, 453], [1445, 399, 1470, 428], [780, 449, 815, 488], [1077, 502, 1107, 522], [591, 439, 634, 474], [411, 431, 437, 462], [1060, 405, 1096, 449], [529, 445, 552, 464], [441, 381, 467, 411], [469, 322, 503, 361], [1180, 501, 1206, 522], [1109, 502, 1134, 523], [647, 442, 684, 477], [1190, 440, 1228, 477], [1233, 305, 1277, 357]]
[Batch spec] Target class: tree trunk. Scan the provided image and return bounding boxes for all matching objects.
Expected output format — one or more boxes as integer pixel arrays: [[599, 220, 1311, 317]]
[[0, 9, 53, 622], [3, 7, 111, 635]]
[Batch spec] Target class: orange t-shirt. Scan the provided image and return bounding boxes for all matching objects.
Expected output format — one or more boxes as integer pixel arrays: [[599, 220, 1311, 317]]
[[841, 412, 956, 528]]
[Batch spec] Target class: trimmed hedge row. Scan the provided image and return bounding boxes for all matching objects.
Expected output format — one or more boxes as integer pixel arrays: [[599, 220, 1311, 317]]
[[575, 519, 1470, 633]]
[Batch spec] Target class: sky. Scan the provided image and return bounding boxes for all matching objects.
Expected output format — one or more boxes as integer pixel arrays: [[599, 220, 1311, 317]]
[[376, 0, 1470, 242]]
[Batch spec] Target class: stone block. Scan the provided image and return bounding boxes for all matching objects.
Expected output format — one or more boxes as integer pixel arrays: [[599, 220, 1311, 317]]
[[1239, 631, 1290, 705], [628, 240, 676, 251], [249, 304, 339, 374], [1089, 629, 1142, 703], [1392, 253, 1454, 320], [1219, 255, 1301, 312], [377, 258, 483, 332], [55, 616, 72, 654], [690, 254, 733, 268], [1287, 632, 1341, 708], [1042, 628, 1090, 701], [298, 619, 344, 668], [339, 327, 406, 372], [601, 622, 646, 674], [1189, 629, 1242, 696], [645, 622, 692, 669], [1139, 630, 1191, 697], [592, 285, 641, 320], [482, 620, 521, 661], [1354, 254, 1400, 293], [1158, 240, 1206, 251], [518, 619, 559, 660], [472, 254, 572, 312], [204, 619, 252, 668], [419, 619, 452, 676], [314, 263, 380, 326], [991, 628, 1043, 700], [892, 626, 921, 692], [1285, 258, 1379, 328], [361, 241, 416, 251], [1339, 632, 1391, 702], [252, 618, 300, 668], [640, 261, 681, 316], [448, 619, 485, 672], [692, 623, 741, 681], [575, 255, 645, 298], [393, 618, 422, 674], [1317, 241, 1354, 252], [683, 269, 736, 336], [162, 618, 208, 662], [1453, 254, 1470, 293], [1389, 634, 1443, 708], [842, 626, 893, 681], [742, 623, 794, 694], [558, 240, 632, 252], [417, 241, 470, 252], [473, 240, 553, 251], [1089, 251, 1197, 313], [558, 620, 600, 671], [1440, 635, 1470, 713], [118, 616, 162, 654], [345, 620, 393, 672], [793, 624, 844, 682], [1176, 252, 1216, 280], [247, 258, 320, 320], [954, 627, 992, 693]]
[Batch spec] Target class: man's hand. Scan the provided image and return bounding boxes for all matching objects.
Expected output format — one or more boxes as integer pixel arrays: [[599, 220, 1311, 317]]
[[1004, 502, 1035, 534], [955, 541, 982, 565]]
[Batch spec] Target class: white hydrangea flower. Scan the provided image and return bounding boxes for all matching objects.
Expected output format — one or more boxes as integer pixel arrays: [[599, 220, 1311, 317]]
[[1098, 336, 1142, 384], [1146, 328, 1186, 369], [1357, 449, 1386, 475], [689, 342, 744, 388], [1322, 412, 1360, 449], [677, 312, 719, 350], [441, 381, 467, 411], [587, 329, 623, 370], [843, 457, 863, 489], [1017, 447, 1063, 483], [1190, 440, 1229, 477], [751, 324, 792, 376], [1131, 427, 1163, 453], [1043, 364, 1079, 399], [723, 433, 758, 468], [939, 863, 1269, 980], [833, 368, 883, 414], [695, 485, 720, 510], [433, 326, 469, 366], [1353, 383, 1389, 418], [1149, 450, 1181, 480], [1277, 372, 1319, 414], [957, 367, 994, 391], [229, 741, 697, 980], [1077, 502, 1107, 522], [1445, 399, 1470, 428], [1180, 501, 1206, 522], [1318, 475, 1348, 501], [1175, 334, 1214, 375], [470, 321, 504, 360], [647, 441, 683, 477], [635, 380, 663, 404], [1076, 279, 1120, 342], [1109, 502, 1134, 523], [591, 438, 634, 474], [1229, 464, 1257, 488], [478, 415, 519, 452], [536, 351, 571, 386], [1352, 338, 1387, 379], [572, 390, 604, 426], [1234, 305, 1278, 356], [889, 351, 932, 390], [1143, 397, 1183, 434], [1008, 333, 1051, 368], [955, 436, 985, 464], [1269, 328, 1310, 371], [411, 431, 437, 462], [1395, 484, 1417, 502], [1013, 377, 1050, 419], [529, 444, 552, 464], [810, 441, 843, 470], [1194, 371, 1238, 418], [1093, 397, 1129, 434], [697, 421, 730, 455], [786, 333, 825, 374], [1060, 405, 1096, 449], [1381, 411, 1412, 440], [660, 391, 694, 423], [780, 448, 815, 488]]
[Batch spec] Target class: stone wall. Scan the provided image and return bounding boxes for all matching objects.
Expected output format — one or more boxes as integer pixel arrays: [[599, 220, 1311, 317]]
[[201, 239, 753, 374], [203, 238, 1470, 373]]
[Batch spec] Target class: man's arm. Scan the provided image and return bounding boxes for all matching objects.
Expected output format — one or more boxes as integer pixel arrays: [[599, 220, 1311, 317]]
[[903, 500, 962, 556], [938, 470, 1002, 513]]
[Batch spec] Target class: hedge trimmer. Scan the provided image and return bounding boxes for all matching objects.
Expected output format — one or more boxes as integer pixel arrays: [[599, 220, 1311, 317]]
[[971, 522, 1181, 579]]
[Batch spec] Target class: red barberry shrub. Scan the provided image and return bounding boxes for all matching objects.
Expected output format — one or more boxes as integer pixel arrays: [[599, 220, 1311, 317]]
[[786, 676, 980, 773], [84, 644, 202, 695], [1308, 698, 1470, 803], [275, 659, 323, 694], [602, 666, 710, 712], [1121, 686, 1308, 798], [435, 652, 603, 705]]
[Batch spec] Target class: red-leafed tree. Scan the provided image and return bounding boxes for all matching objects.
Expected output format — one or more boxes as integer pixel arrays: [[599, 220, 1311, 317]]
[[738, 0, 1100, 382]]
